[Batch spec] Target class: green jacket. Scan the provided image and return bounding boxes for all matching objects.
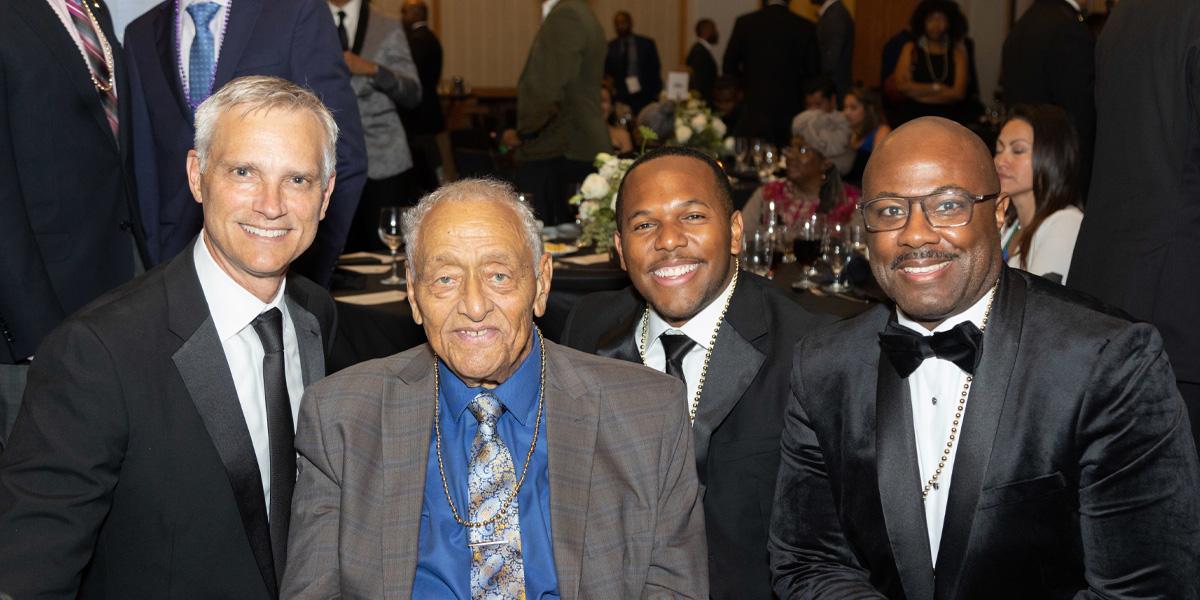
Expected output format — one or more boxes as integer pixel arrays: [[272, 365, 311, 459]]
[[516, 0, 609, 162]]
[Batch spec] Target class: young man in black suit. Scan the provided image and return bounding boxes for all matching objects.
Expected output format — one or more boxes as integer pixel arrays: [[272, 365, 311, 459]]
[[686, 18, 719, 104], [769, 117, 1200, 599], [0, 77, 339, 600], [561, 146, 833, 599]]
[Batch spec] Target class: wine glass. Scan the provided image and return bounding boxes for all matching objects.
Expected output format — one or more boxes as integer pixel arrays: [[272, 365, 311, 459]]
[[849, 222, 868, 259], [791, 213, 826, 289], [378, 206, 405, 285], [754, 143, 779, 182], [822, 223, 852, 293], [744, 227, 774, 278]]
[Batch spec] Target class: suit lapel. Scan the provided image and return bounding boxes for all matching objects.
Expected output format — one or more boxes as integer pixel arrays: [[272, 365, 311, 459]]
[[875, 335, 936, 600], [284, 284, 325, 387], [382, 347, 436, 599], [212, 0, 264, 92], [595, 297, 643, 364], [148, 1, 192, 120], [691, 277, 766, 478], [545, 341, 599, 600], [165, 250, 277, 597], [934, 270, 1025, 599]]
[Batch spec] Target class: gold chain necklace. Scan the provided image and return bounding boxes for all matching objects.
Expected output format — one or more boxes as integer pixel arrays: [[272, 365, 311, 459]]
[[433, 328, 545, 528], [920, 37, 950, 85], [637, 258, 739, 423], [921, 284, 996, 501], [78, 0, 116, 93]]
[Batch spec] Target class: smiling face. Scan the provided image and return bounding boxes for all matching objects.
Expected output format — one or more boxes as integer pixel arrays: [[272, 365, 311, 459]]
[[786, 135, 829, 187], [187, 107, 334, 301], [615, 155, 743, 327], [842, 94, 865, 129], [406, 198, 551, 388], [863, 118, 1007, 329], [994, 118, 1034, 200]]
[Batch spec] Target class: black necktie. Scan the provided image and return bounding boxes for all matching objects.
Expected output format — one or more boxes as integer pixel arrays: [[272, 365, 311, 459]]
[[250, 307, 295, 583], [878, 319, 983, 378], [336, 10, 349, 51], [660, 333, 697, 384]]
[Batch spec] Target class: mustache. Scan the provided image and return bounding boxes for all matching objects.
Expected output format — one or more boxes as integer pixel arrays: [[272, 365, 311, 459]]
[[889, 249, 960, 270]]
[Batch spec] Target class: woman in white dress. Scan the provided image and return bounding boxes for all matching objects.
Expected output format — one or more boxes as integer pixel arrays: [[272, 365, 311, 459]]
[[994, 104, 1085, 284]]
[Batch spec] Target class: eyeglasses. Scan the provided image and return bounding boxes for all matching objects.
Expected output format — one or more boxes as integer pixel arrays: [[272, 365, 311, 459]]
[[857, 190, 999, 232]]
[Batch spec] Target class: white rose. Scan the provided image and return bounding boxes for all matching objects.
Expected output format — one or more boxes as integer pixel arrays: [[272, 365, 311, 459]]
[[687, 99, 700, 110], [598, 160, 619, 180], [578, 200, 597, 221], [580, 173, 610, 200], [712, 117, 727, 138], [595, 152, 615, 165], [675, 125, 693, 143], [723, 136, 736, 151], [689, 113, 708, 133], [674, 118, 685, 130]]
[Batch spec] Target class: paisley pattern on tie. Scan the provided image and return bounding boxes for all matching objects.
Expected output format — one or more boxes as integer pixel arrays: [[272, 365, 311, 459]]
[[467, 392, 526, 600]]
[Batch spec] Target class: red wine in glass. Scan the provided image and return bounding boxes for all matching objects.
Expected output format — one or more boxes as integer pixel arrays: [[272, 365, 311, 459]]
[[793, 238, 821, 268]]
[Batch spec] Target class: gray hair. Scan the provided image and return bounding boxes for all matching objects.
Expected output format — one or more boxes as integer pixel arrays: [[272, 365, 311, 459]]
[[402, 178, 544, 277], [637, 100, 678, 141], [791, 109, 855, 176], [193, 76, 339, 190]]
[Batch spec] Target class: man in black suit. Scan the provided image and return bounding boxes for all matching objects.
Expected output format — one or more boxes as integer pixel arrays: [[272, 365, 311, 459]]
[[401, 0, 446, 195], [0, 0, 145, 447], [1001, 0, 1095, 187], [724, 0, 821, 146], [124, 0, 367, 287], [812, 0, 854, 103], [561, 147, 832, 599], [604, 10, 663, 116], [0, 76, 338, 599], [686, 18, 719, 104], [1070, 0, 1200, 452], [769, 117, 1200, 599]]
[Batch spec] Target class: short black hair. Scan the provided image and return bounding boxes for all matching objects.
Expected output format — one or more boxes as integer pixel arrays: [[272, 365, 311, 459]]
[[803, 75, 837, 100], [615, 146, 735, 231], [695, 18, 714, 37], [909, 0, 966, 43]]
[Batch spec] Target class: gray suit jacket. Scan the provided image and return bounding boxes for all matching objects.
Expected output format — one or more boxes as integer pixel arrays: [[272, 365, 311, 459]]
[[282, 340, 708, 599], [349, 7, 421, 179]]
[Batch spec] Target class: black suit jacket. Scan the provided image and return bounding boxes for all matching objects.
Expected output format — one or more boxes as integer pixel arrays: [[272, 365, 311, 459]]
[[723, 4, 821, 145], [0, 241, 337, 599], [400, 24, 445, 136], [560, 272, 835, 599], [123, 0, 367, 287], [686, 42, 718, 104], [0, 0, 142, 364], [1000, 0, 1094, 176], [769, 268, 1200, 599], [604, 34, 663, 115], [817, 0, 854, 99], [1070, 0, 1200, 389]]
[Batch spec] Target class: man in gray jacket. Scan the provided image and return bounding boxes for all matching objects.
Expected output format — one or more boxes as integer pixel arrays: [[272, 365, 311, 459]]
[[329, 0, 422, 251]]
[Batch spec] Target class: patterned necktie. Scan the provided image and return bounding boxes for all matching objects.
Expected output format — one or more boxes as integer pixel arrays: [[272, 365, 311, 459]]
[[250, 307, 295, 580], [660, 333, 696, 385], [187, 1, 220, 108], [466, 391, 526, 600], [63, 0, 119, 139], [336, 10, 349, 51]]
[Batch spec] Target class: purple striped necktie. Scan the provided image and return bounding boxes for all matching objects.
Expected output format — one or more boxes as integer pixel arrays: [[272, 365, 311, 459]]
[[63, 0, 119, 140]]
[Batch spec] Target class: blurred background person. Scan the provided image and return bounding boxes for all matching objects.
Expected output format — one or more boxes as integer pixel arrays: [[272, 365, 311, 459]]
[[994, 104, 1084, 284], [891, 0, 970, 126], [687, 18, 720, 104], [711, 75, 745, 133], [741, 109, 857, 229], [604, 10, 663, 116], [401, 0, 449, 194], [843, 86, 892, 188], [635, 99, 676, 151], [601, 84, 634, 154], [813, 0, 854, 104], [724, 0, 820, 146], [804, 75, 838, 113]]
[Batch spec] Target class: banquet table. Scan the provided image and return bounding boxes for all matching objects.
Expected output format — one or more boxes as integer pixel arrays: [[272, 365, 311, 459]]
[[328, 251, 881, 373]]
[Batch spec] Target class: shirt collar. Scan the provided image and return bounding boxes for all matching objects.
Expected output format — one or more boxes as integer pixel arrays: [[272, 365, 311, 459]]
[[698, 38, 717, 56], [438, 329, 542, 427], [193, 231, 288, 343], [184, 0, 227, 12], [410, 20, 429, 30], [896, 284, 996, 337], [819, 0, 838, 16], [541, 0, 562, 20], [647, 270, 737, 351], [1063, 0, 1082, 13]]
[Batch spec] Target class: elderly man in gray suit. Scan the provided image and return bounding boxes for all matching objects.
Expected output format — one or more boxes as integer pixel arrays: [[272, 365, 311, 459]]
[[328, 0, 423, 251], [282, 178, 708, 599]]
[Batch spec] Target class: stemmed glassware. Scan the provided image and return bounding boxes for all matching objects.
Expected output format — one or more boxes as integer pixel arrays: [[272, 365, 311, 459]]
[[822, 222, 852, 293], [791, 213, 826, 289], [745, 227, 774, 278], [751, 140, 779, 182], [378, 206, 406, 286]]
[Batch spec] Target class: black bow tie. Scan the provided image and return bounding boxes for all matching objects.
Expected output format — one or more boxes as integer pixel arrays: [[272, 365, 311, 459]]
[[878, 320, 984, 378]]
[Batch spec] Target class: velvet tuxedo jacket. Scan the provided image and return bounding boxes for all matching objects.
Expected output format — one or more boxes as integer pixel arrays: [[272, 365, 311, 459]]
[[123, 0, 367, 286], [0, 240, 336, 599], [769, 268, 1200, 599], [560, 272, 834, 599]]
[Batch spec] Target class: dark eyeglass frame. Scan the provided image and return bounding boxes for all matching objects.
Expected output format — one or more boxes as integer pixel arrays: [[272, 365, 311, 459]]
[[856, 191, 1001, 233]]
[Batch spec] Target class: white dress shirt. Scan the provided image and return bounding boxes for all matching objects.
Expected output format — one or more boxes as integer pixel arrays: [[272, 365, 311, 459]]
[[44, 0, 118, 94], [327, 0, 361, 47], [541, 0, 561, 20], [1063, 0, 1082, 13], [895, 286, 994, 564], [193, 234, 305, 514], [178, 0, 229, 94], [641, 274, 738, 410], [698, 38, 720, 74]]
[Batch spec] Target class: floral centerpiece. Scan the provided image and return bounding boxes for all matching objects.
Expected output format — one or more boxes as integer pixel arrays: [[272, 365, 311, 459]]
[[568, 152, 633, 252], [669, 93, 728, 157]]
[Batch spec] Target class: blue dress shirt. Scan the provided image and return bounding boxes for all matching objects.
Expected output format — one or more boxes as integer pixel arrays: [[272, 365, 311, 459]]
[[413, 331, 560, 599]]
